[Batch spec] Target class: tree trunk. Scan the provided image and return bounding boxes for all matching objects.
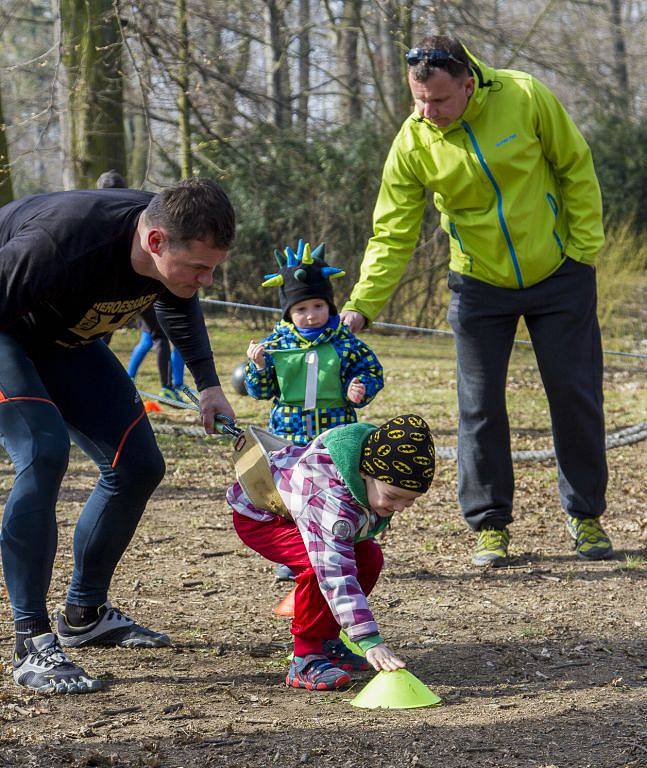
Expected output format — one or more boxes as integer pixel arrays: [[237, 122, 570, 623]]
[[52, 0, 75, 189], [265, 0, 291, 128], [0, 78, 14, 206], [297, 0, 310, 131], [608, 0, 630, 115], [176, 0, 192, 177], [384, 0, 413, 120], [339, 0, 362, 123], [127, 110, 148, 187], [206, 19, 251, 139], [61, 0, 127, 188]]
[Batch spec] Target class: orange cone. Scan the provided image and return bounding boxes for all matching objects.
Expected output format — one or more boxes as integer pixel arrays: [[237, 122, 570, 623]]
[[144, 400, 162, 413], [272, 585, 296, 617]]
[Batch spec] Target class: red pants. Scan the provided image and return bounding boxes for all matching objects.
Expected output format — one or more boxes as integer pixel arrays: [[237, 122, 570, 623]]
[[233, 511, 383, 657]]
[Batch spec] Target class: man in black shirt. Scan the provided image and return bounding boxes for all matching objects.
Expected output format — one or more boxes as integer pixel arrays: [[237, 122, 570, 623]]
[[0, 178, 236, 693]]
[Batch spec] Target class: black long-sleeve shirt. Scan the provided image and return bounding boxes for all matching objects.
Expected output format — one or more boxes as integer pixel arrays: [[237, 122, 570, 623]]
[[0, 189, 218, 389]]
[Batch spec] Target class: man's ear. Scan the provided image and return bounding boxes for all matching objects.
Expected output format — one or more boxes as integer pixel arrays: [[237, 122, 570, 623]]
[[146, 227, 164, 256], [465, 76, 476, 98]]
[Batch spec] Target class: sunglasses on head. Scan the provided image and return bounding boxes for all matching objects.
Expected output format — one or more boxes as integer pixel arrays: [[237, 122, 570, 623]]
[[405, 48, 465, 67]]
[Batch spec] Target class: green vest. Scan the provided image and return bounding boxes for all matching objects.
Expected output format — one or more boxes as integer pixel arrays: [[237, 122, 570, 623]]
[[272, 345, 346, 409]]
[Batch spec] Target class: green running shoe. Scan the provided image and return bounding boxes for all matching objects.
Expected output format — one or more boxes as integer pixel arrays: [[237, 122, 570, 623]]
[[472, 527, 510, 567], [158, 387, 184, 403], [566, 516, 613, 560]]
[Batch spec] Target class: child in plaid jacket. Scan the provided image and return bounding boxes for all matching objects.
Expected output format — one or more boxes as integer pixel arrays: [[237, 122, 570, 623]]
[[245, 240, 383, 446], [227, 414, 435, 691]]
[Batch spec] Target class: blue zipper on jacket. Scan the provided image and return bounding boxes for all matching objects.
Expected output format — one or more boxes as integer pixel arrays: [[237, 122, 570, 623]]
[[461, 120, 524, 288], [449, 222, 472, 272], [546, 192, 565, 252], [449, 222, 465, 251]]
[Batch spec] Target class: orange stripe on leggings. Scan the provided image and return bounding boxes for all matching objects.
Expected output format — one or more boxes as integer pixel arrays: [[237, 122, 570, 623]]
[[112, 410, 146, 469], [0, 392, 59, 410]]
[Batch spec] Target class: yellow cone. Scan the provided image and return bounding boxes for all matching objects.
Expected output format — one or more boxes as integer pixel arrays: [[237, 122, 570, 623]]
[[350, 668, 442, 709]]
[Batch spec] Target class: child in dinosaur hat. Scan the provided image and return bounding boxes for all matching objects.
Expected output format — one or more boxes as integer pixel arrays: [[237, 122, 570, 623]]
[[244, 239, 384, 446], [226, 413, 435, 691]]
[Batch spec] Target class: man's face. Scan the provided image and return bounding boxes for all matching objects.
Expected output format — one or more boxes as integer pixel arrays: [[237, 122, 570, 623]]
[[408, 69, 475, 128], [148, 230, 229, 298]]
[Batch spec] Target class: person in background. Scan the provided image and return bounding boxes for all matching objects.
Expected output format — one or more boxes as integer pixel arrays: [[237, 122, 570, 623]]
[[96, 169, 127, 190], [127, 305, 187, 402]]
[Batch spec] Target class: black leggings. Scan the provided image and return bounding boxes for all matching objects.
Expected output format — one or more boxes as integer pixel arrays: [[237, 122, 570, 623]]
[[0, 333, 165, 622]]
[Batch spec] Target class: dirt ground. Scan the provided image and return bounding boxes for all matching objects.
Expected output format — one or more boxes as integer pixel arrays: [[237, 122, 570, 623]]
[[1, 325, 645, 768]]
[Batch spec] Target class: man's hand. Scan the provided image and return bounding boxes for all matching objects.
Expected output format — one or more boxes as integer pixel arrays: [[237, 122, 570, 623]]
[[340, 310, 366, 333], [365, 643, 406, 672], [199, 386, 236, 435], [347, 377, 366, 404], [246, 340, 266, 370]]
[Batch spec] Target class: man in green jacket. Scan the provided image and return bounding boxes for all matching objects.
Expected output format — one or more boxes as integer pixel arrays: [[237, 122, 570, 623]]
[[341, 35, 612, 566]]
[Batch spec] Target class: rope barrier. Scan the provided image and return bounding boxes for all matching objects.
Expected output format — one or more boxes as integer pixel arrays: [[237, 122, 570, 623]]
[[138, 390, 200, 412], [149, 414, 647, 462], [141, 298, 646, 461], [199, 297, 647, 360]]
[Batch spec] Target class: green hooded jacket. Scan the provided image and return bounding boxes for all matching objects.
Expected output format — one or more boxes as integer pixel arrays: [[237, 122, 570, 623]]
[[344, 52, 605, 321]]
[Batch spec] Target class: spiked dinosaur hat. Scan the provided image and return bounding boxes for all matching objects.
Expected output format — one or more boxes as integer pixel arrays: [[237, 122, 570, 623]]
[[261, 239, 346, 320]]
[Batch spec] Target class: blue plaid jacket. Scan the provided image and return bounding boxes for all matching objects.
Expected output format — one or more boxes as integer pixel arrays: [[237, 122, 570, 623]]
[[245, 319, 384, 445]]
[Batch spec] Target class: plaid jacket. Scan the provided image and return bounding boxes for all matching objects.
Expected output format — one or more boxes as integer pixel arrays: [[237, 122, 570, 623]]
[[244, 318, 383, 445], [226, 433, 385, 641]]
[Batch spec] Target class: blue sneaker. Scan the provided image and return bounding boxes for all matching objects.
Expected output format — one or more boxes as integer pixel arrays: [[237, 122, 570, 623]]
[[323, 638, 370, 671], [286, 655, 351, 691]]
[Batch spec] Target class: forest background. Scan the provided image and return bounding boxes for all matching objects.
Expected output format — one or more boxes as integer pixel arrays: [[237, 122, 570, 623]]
[[0, 0, 645, 343]]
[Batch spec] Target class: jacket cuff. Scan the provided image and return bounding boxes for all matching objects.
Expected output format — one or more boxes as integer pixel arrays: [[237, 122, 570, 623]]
[[565, 243, 599, 266], [345, 619, 378, 640], [190, 357, 220, 390], [356, 633, 384, 652]]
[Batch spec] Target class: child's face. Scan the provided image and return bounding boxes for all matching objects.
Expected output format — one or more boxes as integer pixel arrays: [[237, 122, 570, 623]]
[[361, 474, 424, 517], [289, 298, 330, 329]]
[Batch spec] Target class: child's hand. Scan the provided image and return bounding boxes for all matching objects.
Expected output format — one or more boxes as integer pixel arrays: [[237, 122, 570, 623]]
[[246, 340, 266, 370], [346, 377, 366, 404], [365, 643, 406, 672]]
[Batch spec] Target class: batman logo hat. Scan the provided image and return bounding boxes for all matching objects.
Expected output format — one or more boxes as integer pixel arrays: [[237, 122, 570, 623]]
[[361, 414, 435, 492]]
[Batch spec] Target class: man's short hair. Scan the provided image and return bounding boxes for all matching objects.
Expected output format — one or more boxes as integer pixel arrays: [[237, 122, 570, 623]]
[[145, 178, 236, 249], [96, 170, 127, 189], [411, 35, 471, 82]]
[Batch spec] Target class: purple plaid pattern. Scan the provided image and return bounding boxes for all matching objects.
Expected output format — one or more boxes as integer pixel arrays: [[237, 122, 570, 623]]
[[226, 434, 381, 640]]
